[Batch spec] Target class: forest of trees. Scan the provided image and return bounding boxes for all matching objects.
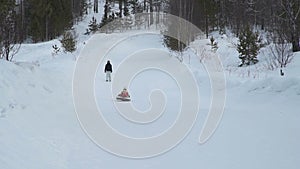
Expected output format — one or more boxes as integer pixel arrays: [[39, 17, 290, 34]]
[[0, 0, 89, 60], [1, 0, 300, 61], [0, 0, 88, 43], [166, 0, 300, 52]]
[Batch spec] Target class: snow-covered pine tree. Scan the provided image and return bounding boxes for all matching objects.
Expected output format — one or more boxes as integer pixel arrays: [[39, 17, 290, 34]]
[[130, 0, 143, 14], [237, 26, 261, 66], [88, 17, 98, 33], [123, 16, 133, 30], [99, 0, 112, 29], [123, 0, 130, 16], [210, 36, 218, 52], [60, 30, 77, 53]]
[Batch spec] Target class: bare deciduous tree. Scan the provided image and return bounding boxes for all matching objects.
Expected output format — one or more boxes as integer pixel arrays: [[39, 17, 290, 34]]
[[277, 0, 300, 52], [269, 32, 294, 76]]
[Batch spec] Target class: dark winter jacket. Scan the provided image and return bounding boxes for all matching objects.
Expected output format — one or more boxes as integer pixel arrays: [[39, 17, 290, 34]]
[[104, 61, 112, 72]]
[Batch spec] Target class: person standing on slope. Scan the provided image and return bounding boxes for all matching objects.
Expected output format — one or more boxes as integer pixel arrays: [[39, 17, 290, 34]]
[[104, 60, 113, 82]]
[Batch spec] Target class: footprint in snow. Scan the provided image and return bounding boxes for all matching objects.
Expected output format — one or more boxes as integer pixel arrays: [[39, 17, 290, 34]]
[[0, 107, 6, 118]]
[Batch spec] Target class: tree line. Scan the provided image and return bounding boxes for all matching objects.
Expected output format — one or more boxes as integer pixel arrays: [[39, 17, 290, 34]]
[[1, 0, 299, 61], [2, 0, 88, 42], [97, 0, 300, 54], [18, 0, 88, 42], [166, 0, 300, 52], [0, 0, 89, 60]]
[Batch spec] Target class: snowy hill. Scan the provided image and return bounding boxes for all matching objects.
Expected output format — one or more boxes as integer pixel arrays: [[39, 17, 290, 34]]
[[1, 7, 300, 169]]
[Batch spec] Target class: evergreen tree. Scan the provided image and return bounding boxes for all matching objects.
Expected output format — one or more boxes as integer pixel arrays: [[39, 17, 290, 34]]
[[60, 30, 77, 53], [99, 0, 111, 28], [237, 26, 261, 66], [163, 36, 186, 52], [27, 0, 73, 42], [201, 0, 219, 38], [0, 0, 21, 61], [123, 0, 130, 16], [88, 17, 98, 33], [129, 0, 143, 14], [210, 36, 218, 52]]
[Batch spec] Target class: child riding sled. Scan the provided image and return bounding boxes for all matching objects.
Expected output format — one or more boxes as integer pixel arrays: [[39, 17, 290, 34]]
[[116, 88, 131, 101]]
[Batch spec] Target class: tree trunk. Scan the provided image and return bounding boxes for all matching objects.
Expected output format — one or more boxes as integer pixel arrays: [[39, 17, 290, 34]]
[[94, 0, 98, 13], [292, 34, 300, 52], [119, 0, 123, 17], [149, 0, 154, 25], [5, 43, 10, 61], [204, 0, 209, 39], [104, 0, 109, 19], [124, 0, 128, 16], [45, 15, 49, 41]]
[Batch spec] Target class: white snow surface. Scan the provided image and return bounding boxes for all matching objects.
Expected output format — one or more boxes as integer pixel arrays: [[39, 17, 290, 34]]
[[1, 6, 300, 169]]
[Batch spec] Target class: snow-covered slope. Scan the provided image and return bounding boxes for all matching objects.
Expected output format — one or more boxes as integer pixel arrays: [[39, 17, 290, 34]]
[[1, 31, 299, 168]]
